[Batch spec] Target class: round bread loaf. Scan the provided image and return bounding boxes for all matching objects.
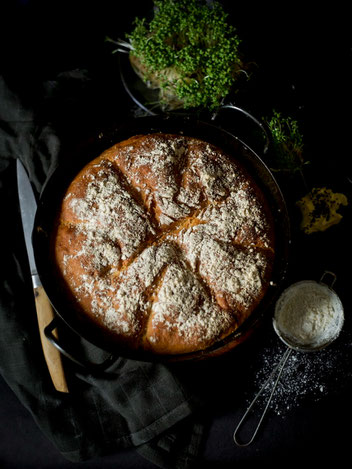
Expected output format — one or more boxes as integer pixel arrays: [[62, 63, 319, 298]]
[[52, 133, 275, 355]]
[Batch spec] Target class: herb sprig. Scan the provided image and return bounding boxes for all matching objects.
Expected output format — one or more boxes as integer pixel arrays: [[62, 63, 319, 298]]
[[265, 110, 307, 173]]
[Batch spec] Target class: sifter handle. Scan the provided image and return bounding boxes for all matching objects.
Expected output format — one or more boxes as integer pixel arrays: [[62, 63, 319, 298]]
[[319, 270, 337, 289], [233, 346, 292, 447]]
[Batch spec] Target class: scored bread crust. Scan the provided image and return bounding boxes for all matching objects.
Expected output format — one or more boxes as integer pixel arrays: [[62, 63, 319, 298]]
[[52, 133, 275, 355]]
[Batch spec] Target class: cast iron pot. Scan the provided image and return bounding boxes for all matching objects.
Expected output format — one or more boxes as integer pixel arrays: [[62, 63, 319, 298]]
[[33, 112, 291, 370]]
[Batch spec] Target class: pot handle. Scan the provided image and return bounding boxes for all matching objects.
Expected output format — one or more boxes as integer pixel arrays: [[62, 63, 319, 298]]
[[44, 316, 116, 372], [212, 104, 270, 155]]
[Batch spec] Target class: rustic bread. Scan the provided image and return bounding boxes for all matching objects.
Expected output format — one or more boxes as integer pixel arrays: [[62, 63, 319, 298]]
[[52, 133, 275, 355]]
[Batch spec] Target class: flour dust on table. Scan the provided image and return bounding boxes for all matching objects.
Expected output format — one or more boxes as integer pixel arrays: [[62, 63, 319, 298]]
[[250, 329, 352, 416]]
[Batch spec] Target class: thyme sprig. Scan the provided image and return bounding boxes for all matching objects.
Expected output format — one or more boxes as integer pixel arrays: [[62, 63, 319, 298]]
[[265, 110, 307, 173]]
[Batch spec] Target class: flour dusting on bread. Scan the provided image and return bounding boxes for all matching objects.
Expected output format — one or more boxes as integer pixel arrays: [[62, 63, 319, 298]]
[[53, 133, 275, 355]]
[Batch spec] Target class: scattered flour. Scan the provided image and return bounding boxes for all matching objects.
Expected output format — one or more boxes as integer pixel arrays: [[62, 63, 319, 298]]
[[251, 332, 352, 417]]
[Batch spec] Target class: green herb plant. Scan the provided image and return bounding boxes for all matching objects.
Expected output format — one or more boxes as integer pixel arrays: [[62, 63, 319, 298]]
[[109, 0, 245, 111], [265, 110, 307, 173]]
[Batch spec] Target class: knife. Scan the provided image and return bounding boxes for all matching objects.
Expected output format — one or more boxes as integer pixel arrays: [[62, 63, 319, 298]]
[[16, 159, 69, 393]]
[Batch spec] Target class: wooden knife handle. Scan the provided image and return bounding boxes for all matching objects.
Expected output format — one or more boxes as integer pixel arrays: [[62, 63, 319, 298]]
[[34, 285, 69, 393]]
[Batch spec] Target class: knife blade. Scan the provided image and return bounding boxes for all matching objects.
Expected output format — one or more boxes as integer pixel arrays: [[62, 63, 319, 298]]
[[16, 159, 68, 393]]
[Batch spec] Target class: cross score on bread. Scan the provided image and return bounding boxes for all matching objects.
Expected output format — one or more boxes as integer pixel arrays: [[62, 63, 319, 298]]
[[52, 133, 275, 355]]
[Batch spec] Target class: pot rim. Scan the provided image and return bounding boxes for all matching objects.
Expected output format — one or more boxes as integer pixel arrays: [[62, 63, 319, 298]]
[[33, 114, 291, 364]]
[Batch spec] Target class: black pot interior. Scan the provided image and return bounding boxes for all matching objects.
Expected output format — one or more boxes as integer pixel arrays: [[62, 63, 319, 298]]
[[33, 115, 291, 362]]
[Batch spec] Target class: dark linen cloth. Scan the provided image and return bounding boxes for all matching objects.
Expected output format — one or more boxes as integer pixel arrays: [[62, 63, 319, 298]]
[[0, 70, 207, 468]]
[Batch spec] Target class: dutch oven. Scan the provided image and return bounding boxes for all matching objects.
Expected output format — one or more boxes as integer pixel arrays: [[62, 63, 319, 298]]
[[32, 112, 291, 370]]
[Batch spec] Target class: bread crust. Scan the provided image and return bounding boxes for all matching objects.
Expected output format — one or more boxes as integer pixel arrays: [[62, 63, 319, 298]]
[[52, 133, 275, 355]]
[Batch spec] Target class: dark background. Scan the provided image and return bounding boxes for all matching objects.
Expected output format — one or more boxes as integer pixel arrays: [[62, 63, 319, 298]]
[[1, 1, 351, 467]]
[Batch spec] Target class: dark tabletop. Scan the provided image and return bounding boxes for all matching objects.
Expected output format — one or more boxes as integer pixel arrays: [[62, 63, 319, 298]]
[[1, 1, 351, 468]]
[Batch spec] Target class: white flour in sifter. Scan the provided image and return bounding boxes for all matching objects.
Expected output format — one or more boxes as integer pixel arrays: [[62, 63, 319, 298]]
[[273, 280, 344, 349]]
